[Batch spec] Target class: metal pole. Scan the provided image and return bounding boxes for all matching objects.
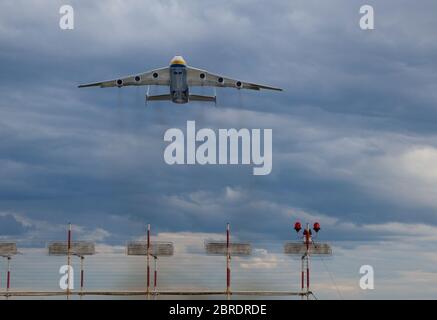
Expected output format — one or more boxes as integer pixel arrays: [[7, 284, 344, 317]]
[[226, 223, 231, 298], [305, 223, 311, 299], [6, 257, 11, 295], [66, 223, 72, 300], [80, 256, 84, 299], [154, 256, 157, 292], [306, 255, 310, 293], [305, 223, 310, 251], [301, 255, 305, 300], [146, 224, 150, 297], [301, 256, 304, 291]]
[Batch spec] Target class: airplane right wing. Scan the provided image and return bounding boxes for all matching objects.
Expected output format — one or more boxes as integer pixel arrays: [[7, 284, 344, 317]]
[[78, 67, 170, 88], [186, 66, 282, 91]]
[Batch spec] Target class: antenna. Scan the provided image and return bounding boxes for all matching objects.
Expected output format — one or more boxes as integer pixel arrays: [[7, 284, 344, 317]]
[[126, 224, 174, 298], [284, 221, 332, 300], [48, 223, 96, 300], [205, 223, 252, 299], [0, 242, 17, 299]]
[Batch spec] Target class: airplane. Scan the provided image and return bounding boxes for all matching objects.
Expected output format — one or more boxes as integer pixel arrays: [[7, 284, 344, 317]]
[[78, 56, 282, 104]]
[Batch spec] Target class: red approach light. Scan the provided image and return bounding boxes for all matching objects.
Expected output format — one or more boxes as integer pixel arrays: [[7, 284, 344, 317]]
[[294, 222, 302, 233], [313, 222, 321, 233]]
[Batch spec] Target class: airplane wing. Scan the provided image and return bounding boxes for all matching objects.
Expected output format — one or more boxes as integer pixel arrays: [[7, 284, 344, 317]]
[[78, 67, 170, 88], [186, 66, 282, 91]]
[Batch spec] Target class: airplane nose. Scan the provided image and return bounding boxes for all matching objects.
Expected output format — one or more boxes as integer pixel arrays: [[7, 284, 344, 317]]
[[170, 55, 187, 66]]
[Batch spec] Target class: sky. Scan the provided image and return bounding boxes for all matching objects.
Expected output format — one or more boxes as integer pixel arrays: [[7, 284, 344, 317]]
[[1, 0, 437, 299]]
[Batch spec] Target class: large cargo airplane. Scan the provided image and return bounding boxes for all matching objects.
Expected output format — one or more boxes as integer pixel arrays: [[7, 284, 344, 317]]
[[78, 56, 282, 104]]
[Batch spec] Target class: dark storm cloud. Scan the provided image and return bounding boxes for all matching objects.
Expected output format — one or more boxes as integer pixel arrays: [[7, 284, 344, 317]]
[[0, 0, 437, 244]]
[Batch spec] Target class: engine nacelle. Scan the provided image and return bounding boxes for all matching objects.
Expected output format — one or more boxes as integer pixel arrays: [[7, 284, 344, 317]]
[[236, 81, 243, 89]]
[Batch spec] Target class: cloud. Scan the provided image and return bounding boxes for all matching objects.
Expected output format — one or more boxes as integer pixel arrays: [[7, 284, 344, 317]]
[[224, 186, 245, 202], [0, 213, 29, 236], [240, 249, 279, 269], [0, 211, 112, 246]]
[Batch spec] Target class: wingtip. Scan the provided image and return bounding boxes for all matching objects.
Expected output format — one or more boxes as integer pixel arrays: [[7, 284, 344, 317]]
[[261, 86, 283, 92]]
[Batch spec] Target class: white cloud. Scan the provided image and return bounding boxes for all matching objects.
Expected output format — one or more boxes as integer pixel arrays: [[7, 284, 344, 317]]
[[225, 186, 244, 202]]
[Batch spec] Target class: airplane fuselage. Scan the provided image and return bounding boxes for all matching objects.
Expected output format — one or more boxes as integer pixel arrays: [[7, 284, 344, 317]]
[[169, 63, 189, 104]]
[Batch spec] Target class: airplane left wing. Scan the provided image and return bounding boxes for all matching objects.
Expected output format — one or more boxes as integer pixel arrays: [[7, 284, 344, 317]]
[[78, 67, 170, 88], [186, 66, 282, 91]]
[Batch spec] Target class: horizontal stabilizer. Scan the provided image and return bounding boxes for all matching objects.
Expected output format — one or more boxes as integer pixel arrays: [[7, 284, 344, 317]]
[[189, 94, 216, 102], [146, 94, 172, 101]]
